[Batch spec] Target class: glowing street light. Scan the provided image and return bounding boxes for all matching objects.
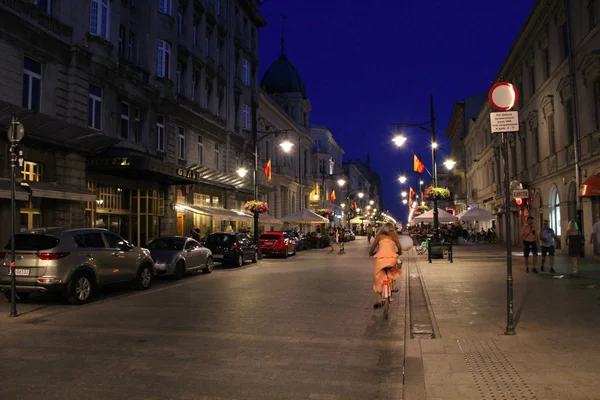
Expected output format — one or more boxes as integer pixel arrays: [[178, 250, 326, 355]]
[[402, 199, 408, 204], [337, 178, 346, 186], [431, 142, 438, 149], [401, 191, 407, 198], [444, 159, 456, 170], [279, 140, 294, 153], [358, 192, 364, 198], [398, 175, 407, 184], [392, 134, 407, 147], [369, 200, 374, 205], [236, 167, 248, 178]]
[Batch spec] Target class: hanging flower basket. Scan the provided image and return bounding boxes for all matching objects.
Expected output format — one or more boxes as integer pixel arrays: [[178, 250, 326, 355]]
[[244, 200, 269, 214], [316, 208, 333, 219], [423, 187, 451, 201], [414, 205, 429, 216]]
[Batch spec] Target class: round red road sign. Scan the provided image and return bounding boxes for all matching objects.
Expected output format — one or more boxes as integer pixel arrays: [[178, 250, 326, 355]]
[[489, 82, 519, 111]]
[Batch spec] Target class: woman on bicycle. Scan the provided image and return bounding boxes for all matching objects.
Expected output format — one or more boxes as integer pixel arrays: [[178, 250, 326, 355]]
[[369, 222, 402, 309]]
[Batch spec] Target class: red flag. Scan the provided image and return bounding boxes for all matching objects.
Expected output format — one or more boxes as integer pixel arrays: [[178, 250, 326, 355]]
[[330, 190, 336, 202], [352, 201, 357, 209], [264, 159, 272, 183], [414, 154, 425, 174], [409, 187, 415, 206]]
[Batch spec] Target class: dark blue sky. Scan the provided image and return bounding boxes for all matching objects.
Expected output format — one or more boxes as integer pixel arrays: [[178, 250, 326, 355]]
[[258, 0, 536, 222]]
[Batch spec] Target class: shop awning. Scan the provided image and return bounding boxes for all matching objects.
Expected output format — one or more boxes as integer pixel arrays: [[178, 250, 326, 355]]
[[580, 175, 600, 197], [260, 215, 282, 225], [0, 179, 29, 201], [186, 205, 253, 220], [21, 181, 96, 202]]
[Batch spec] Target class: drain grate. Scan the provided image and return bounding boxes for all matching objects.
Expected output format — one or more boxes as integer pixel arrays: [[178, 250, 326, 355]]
[[457, 340, 537, 400]]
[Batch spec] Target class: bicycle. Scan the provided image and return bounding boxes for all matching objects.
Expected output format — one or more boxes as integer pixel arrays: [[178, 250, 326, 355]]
[[381, 267, 394, 320]]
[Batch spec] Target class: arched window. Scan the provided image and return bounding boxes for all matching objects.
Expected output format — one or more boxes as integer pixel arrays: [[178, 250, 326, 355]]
[[567, 182, 577, 222], [549, 187, 561, 235]]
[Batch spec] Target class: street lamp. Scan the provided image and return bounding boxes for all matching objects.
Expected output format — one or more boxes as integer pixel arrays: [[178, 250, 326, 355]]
[[279, 140, 294, 153], [337, 178, 346, 187], [7, 115, 24, 318], [398, 175, 407, 184], [443, 159, 456, 170], [392, 134, 407, 147], [401, 191, 407, 198], [369, 200, 374, 205], [236, 167, 248, 178]]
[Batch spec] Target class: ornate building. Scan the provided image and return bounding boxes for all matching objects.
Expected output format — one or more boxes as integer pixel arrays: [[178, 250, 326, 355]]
[[0, 0, 265, 245], [462, 0, 600, 250]]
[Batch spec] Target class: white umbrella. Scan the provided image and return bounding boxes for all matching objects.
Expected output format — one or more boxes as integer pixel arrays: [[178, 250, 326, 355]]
[[349, 216, 367, 224], [459, 207, 494, 222], [281, 209, 329, 224], [413, 208, 458, 223]]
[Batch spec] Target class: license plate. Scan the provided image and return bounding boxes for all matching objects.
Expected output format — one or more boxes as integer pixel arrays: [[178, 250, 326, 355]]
[[264, 242, 274, 245], [15, 269, 29, 276], [213, 254, 223, 259]]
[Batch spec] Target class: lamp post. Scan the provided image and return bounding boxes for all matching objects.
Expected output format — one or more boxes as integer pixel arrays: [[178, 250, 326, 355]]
[[7, 115, 24, 318]]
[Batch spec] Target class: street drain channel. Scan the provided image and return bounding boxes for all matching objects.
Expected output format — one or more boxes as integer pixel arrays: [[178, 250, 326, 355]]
[[407, 260, 435, 339], [457, 340, 537, 400]]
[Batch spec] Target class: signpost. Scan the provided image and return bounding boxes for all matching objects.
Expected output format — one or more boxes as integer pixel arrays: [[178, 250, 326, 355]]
[[489, 82, 518, 336], [512, 189, 529, 199]]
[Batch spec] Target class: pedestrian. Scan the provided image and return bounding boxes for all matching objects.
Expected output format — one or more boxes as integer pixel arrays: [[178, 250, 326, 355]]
[[369, 222, 402, 309], [520, 216, 539, 273], [367, 226, 373, 244], [590, 214, 600, 256], [338, 228, 345, 253], [328, 227, 335, 252], [539, 219, 558, 273], [566, 220, 583, 276], [190, 226, 200, 241]]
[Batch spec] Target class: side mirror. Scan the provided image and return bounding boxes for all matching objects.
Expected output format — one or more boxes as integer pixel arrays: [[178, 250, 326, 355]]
[[118, 241, 133, 251]]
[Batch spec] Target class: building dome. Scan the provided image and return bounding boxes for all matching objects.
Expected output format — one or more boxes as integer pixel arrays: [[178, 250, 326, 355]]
[[260, 54, 308, 98]]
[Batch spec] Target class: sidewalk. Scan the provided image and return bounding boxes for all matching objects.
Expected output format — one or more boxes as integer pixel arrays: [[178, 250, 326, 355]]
[[404, 243, 600, 400]]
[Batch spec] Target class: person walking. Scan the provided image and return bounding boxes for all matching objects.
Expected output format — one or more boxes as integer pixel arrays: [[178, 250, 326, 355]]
[[328, 227, 336, 252], [539, 219, 558, 273], [521, 216, 539, 273], [590, 214, 600, 256], [367, 226, 373, 244], [566, 220, 583, 275], [338, 228, 345, 253]]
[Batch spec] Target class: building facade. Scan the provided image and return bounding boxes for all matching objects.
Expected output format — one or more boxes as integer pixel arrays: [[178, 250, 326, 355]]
[[0, 0, 265, 246], [462, 0, 600, 251]]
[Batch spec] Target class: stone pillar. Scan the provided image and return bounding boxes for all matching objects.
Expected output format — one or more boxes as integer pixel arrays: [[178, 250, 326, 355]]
[[160, 186, 178, 236]]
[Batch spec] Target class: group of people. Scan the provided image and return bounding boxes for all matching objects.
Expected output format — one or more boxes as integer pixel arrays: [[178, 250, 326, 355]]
[[327, 227, 346, 253], [521, 216, 583, 275]]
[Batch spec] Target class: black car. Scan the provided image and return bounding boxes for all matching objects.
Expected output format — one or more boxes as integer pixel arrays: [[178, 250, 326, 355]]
[[204, 232, 258, 267]]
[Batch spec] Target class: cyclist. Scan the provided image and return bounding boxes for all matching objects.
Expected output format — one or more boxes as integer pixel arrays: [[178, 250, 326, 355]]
[[369, 222, 402, 309]]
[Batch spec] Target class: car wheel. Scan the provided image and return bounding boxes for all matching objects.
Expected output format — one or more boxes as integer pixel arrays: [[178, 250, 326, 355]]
[[135, 264, 153, 290], [252, 251, 258, 263], [66, 271, 94, 305], [3, 291, 29, 302], [174, 261, 185, 280], [203, 257, 214, 274], [236, 254, 244, 268], [283, 250, 289, 259], [292, 247, 296, 255]]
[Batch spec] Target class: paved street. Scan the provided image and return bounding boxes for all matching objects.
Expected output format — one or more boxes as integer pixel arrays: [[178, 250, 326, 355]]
[[0, 237, 405, 400]]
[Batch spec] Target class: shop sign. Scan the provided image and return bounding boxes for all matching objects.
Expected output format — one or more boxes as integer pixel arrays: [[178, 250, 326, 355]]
[[177, 168, 202, 181]]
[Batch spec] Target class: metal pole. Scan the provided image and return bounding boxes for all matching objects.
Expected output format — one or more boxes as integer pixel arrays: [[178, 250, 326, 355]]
[[9, 135, 17, 318], [430, 95, 439, 242], [251, 91, 259, 242], [564, 0, 583, 251], [503, 131, 515, 335], [321, 166, 325, 209]]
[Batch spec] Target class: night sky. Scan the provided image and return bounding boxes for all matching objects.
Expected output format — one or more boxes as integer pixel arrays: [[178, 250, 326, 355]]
[[258, 0, 536, 222]]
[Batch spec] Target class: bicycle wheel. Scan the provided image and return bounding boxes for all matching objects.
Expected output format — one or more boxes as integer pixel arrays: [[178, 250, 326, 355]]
[[384, 296, 389, 319]]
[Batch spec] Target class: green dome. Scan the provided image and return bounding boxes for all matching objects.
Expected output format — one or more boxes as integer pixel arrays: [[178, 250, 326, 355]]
[[260, 54, 308, 98]]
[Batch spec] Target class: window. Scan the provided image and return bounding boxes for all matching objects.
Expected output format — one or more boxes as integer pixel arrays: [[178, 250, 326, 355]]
[[242, 104, 250, 130], [158, 0, 171, 14], [564, 98, 574, 145], [531, 125, 540, 163], [118, 25, 125, 56], [176, 63, 182, 92], [120, 102, 130, 139], [22, 57, 42, 112], [529, 64, 536, 96], [104, 232, 124, 248], [595, 81, 600, 130], [157, 40, 171, 78], [214, 142, 220, 170], [89, 0, 110, 40], [22, 161, 42, 182], [242, 59, 250, 85], [128, 31, 137, 63], [88, 84, 102, 130], [542, 47, 550, 80], [560, 22, 569, 60], [205, 29, 212, 57], [192, 21, 198, 45], [197, 135, 204, 165], [177, 6, 183, 35], [156, 114, 165, 151], [549, 187, 561, 236], [74, 233, 105, 248], [35, 0, 51, 14], [205, 81, 211, 108], [546, 112, 555, 154], [235, 150, 240, 167], [133, 108, 141, 142], [191, 72, 197, 101], [178, 126, 186, 160]]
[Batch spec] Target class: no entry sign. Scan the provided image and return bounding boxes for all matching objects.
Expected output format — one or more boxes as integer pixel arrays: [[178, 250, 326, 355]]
[[489, 82, 518, 111]]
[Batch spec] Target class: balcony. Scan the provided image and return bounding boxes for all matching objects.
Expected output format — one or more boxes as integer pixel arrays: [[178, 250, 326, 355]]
[[0, 0, 73, 40], [274, 165, 294, 177], [117, 58, 150, 85], [177, 95, 226, 129]]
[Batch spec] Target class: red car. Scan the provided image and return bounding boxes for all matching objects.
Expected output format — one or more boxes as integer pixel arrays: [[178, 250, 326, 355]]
[[259, 231, 296, 258]]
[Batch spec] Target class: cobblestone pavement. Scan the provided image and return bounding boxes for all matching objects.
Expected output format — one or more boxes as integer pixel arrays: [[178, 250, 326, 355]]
[[0, 237, 405, 400]]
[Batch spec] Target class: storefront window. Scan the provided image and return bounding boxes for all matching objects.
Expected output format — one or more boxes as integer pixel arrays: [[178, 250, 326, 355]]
[[22, 161, 42, 182], [211, 196, 221, 208], [177, 189, 185, 204], [549, 187, 561, 236]]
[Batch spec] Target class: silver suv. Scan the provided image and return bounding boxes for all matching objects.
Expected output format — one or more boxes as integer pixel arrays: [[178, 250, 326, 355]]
[[0, 228, 155, 305]]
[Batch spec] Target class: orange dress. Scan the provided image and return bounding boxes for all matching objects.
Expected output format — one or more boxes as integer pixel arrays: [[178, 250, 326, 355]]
[[373, 237, 401, 293]]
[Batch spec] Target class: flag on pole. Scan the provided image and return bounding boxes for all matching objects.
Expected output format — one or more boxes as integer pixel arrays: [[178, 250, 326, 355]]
[[264, 159, 272, 183], [352, 201, 357, 209], [414, 154, 425, 174], [409, 187, 415, 206], [330, 190, 336, 203]]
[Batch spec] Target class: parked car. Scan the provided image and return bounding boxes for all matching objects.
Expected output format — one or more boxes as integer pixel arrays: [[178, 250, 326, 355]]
[[344, 230, 356, 242], [204, 232, 258, 267], [0, 228, 155, 305], [301, 232, 329, 249], [147, 236, 214, 279], [259, 231, 296, 258], [284, 230, 303, 250]]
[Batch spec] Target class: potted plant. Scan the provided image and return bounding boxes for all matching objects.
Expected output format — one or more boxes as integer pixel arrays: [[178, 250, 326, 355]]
[[414, 204, 429, 216], [423, 187, 451, 201], [316, 208, 333, 219], [244, 200, 269, 214]]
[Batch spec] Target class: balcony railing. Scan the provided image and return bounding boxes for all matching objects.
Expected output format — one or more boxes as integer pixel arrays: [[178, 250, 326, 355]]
[[1, 0, 73, 39]]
